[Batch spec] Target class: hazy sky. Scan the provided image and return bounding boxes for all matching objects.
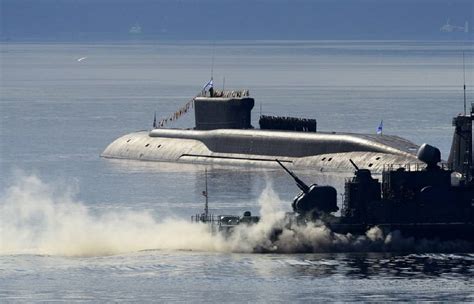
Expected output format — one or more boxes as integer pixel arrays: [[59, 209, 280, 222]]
[[1, 0, 473, 40]]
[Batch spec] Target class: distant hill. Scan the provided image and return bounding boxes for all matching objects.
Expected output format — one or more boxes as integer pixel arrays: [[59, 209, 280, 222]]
[[1, 0, 473, 41]]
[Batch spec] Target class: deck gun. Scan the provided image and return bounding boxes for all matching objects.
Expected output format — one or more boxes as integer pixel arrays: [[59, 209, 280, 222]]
[[275, 159, 338, 218], [276, 159, 310, 193], [349, 158, 376, 181]]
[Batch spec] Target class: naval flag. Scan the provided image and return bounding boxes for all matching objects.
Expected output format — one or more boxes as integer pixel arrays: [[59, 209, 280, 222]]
[[376, 120, 383, 135], [203, 78, 213, 91]]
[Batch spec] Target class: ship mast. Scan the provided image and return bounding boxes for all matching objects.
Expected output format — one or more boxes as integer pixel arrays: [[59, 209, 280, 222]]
[[204, 168, 209, 217], [463, 52, 467, 115]]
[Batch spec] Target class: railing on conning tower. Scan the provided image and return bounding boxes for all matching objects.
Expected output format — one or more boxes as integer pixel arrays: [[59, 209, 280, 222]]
[[197, 89, 250, 98]]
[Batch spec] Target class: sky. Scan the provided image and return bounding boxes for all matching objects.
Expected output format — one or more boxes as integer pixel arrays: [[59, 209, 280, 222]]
[[1, 0, 473, 41]]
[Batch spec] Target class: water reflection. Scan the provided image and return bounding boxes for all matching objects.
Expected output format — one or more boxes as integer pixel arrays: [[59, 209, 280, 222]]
[[279, 253, 474, 279]]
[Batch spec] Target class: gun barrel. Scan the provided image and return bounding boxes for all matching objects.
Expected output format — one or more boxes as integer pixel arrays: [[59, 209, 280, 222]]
[[349, 159, 359, 171], [275, 159, 310, 193], [276, 159, 293, 175]]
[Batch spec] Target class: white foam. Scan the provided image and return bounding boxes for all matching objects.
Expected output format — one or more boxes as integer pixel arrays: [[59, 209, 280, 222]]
[[1, 173, 470, 257]]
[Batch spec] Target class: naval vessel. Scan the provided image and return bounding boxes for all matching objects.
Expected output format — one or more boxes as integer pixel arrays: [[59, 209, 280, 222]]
[[192, 106, 474, 245], [102, 89, 420, 172]]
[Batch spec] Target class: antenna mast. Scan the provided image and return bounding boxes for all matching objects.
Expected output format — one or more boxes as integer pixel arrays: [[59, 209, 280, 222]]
[[210, 42, 215, 81], [204, 169, 209, 217], [463, 52, 467, 115], [211, 55, 214, 81]]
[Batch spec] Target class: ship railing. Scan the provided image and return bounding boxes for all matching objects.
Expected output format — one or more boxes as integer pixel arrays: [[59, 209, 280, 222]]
[[191, 214, 242, 234], [191, 213, 217, 224], [197, 89, 250, 98], [382, 162, 450, 172]]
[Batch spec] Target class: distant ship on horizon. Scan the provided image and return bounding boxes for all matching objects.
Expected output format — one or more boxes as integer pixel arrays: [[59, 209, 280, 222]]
[[440, 19, 469, 33], [129, 23, 142, 34]]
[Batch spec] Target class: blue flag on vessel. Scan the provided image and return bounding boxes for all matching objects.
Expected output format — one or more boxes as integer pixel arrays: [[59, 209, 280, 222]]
[[376, 120, 383, 135], [203, 78, 213, 91]]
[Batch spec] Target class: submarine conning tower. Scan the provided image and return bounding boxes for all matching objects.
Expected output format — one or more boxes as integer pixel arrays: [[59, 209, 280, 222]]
[[194, 90, 254, 130], [448, 103, 474, 183]]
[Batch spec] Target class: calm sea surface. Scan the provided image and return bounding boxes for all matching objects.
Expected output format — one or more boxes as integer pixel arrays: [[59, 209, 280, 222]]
[[1, 41, 473, 302]]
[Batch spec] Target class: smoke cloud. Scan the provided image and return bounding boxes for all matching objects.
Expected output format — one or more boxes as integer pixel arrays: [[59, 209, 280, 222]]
[[0, 173, 470, 257]]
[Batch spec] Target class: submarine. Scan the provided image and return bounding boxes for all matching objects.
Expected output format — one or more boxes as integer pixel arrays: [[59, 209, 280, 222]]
[[102, 88, 420, 172], [192, 105, 474, 244]]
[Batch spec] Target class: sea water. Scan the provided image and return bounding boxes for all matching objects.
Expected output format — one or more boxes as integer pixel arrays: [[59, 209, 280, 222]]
[[0, 41, 473, 301]]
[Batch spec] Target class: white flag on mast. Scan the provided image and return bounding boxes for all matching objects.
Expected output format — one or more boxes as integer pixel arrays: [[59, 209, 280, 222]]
[[203, 78, 213, 91], [376, 120, 383, 135]]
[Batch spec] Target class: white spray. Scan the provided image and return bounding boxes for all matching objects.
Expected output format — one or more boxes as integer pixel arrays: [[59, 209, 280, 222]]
[[0, 173, 470, 257]]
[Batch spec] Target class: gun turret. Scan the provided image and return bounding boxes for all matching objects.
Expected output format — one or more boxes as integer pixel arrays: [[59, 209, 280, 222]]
[[275, 159, 338, 217], [275, 159, 310, 193]]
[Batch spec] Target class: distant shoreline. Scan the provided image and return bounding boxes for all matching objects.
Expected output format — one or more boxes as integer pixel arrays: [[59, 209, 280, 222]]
[[1, 38, 473, 44]]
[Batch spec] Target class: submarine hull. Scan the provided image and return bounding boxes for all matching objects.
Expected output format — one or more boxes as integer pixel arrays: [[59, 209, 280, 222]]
[[102, 129, 420, 172]]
